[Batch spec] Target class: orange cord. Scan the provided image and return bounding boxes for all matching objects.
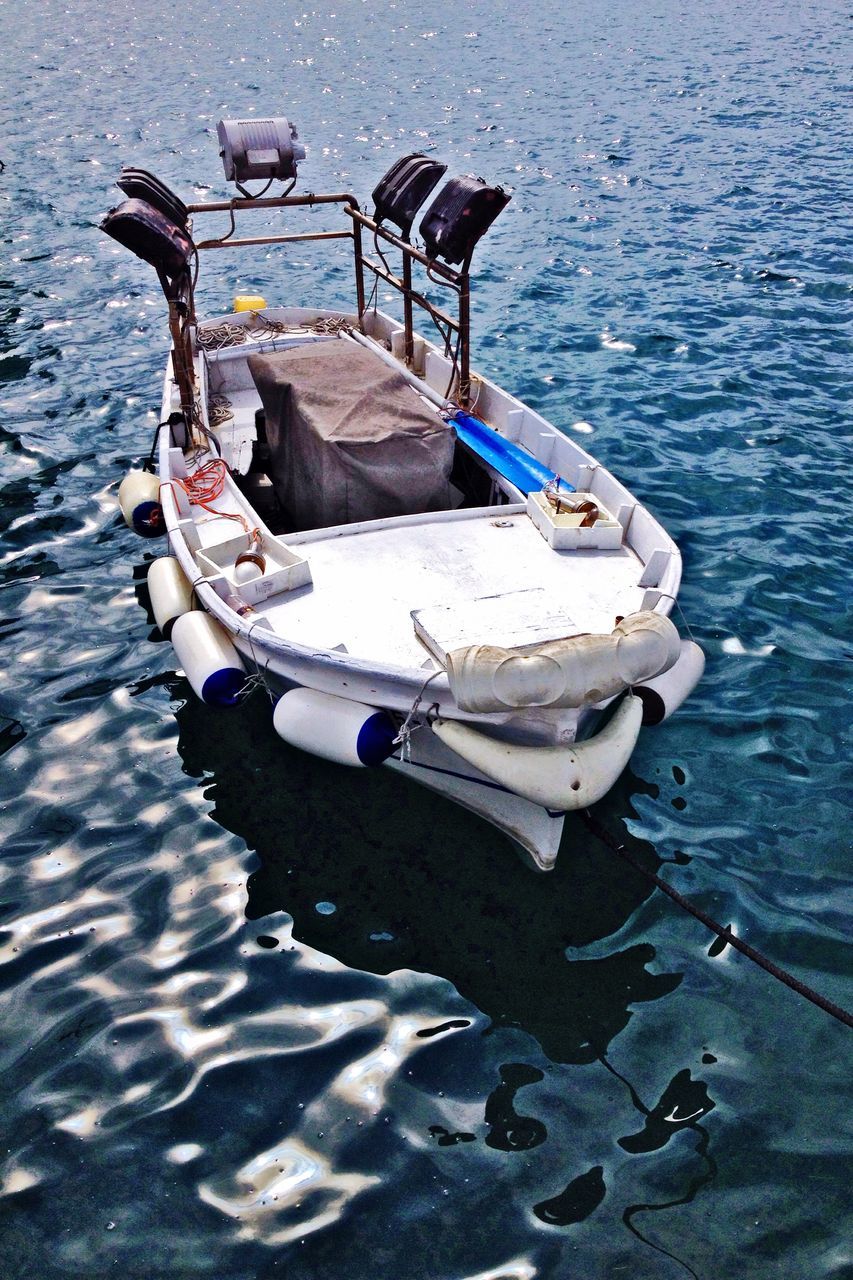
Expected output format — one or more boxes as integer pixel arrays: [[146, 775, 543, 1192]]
[[172, 459, 260, 543]]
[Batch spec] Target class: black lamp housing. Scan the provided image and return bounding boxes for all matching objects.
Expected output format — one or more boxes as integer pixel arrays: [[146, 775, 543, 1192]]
[[419, 176, 511, 265], [217, 117, 305, 186], [116, 168, 189, 230], [371, 153, 447, 238], [101, 198, 194, 283]]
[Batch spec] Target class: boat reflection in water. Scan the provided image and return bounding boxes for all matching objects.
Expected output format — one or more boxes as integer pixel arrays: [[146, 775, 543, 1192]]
[[163, 668, 718, 1266], [171, 674, 680, 1065]]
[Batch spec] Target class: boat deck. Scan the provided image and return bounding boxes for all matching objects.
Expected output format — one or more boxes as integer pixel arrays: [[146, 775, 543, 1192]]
[[256, 506, 648, 669], [175, 314, 679, 675]]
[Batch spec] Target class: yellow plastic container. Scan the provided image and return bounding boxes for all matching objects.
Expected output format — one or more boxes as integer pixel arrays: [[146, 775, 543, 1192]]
[[232, 294, 267, 312]]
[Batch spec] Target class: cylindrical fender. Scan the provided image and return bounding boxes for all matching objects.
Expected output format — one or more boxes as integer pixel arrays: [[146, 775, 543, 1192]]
[[446, 612, 681, 712], [634, 640, 705, 725], [171, 611, 247, 707], [431, 693, 644, 811], [273, 688, 398, 767], [118, 470, 164, 538], [147, 556, 195, 640]]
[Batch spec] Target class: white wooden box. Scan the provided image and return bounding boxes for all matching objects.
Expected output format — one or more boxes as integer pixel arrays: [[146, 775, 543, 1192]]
[[526, 490, 624, 550], [196, 532, 312, 604]]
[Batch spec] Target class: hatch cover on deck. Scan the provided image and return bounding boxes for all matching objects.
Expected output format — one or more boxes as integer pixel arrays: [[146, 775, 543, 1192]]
[[412, 588, 579, 663]]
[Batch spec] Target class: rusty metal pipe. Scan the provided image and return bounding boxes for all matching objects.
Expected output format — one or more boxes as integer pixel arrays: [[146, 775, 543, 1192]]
[[186, 193, 360, 214], [359, 258, 459, 332], [195, 230, 353, 251]]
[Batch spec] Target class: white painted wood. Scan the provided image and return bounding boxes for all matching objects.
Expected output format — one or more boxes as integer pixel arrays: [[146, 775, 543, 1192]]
[[537, 432, 555, 466], [575, 462, 599, 490], [504, 408, 525, 442], [526, 491, 624, 550], [616, 502, 636, 532], [412, 588, 579, 662], [259, 508, 645, 669], [385, 730, 566, 871], [196, 532, 312, 602], [171, 518, 201, 554], [638, 548, 672, 588], [168, 446, 189, 482]]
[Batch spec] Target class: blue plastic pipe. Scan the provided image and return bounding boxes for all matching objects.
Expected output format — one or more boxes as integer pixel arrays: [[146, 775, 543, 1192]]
[[451, 411, 574, 496]]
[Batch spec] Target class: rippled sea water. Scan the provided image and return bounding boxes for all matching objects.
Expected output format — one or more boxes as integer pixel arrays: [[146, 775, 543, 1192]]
[[1, 1, 851, 1277]]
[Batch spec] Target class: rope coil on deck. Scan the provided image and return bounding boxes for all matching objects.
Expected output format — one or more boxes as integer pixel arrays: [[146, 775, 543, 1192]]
[[166, 459, 261, 551], [196, 313, 351, 351]]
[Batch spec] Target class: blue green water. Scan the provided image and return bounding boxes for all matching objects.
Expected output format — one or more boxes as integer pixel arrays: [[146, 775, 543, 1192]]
[[1, 1, 851, 1276]]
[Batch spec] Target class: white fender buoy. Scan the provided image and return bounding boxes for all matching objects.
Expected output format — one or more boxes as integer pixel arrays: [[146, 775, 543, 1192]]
[[273, 688, 397, 767], [171, 611, 247, 707], [634, 640, 705, 725], [118, 470, 164, 538], [147, 556, 195, 640], [446, 612, 681, 712], [432, 693, 644, 811]]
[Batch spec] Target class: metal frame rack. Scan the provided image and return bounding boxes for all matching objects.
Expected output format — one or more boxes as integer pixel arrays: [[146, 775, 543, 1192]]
[[185, 192, 474, 403]]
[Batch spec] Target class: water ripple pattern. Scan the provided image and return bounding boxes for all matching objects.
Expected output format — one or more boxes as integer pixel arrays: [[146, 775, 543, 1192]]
[[0, 1, 850, 1278]]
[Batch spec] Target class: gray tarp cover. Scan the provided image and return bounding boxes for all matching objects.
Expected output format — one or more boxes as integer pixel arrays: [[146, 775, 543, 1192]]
[[248, 342, 455, 530]]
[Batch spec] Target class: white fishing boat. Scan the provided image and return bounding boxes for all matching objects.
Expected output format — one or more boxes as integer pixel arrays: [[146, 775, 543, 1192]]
[[103, 117, 704, 871]]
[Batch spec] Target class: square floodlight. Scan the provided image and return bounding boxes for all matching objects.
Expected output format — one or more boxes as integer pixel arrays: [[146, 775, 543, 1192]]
[[420, 176, 510, 265], [371, 154, 447, 238], [117, 168, 189, 229]]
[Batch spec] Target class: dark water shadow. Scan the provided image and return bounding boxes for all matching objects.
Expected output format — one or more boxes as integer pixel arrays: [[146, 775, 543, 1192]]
[[483, 1062, 548, 1151], [172, 684, 682, 1066], [534, 1164, 606, 1226]]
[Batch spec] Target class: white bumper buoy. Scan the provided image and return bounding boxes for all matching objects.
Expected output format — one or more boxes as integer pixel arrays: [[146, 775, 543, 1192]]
[[634, 639, 705, 725], [432, 693, 644, 811], [118, 470, 164, 538], [171, 611, 247, 707], [273, 688, 397, 767], [147, 556, 195, 640], [446, 612, 681, 712]]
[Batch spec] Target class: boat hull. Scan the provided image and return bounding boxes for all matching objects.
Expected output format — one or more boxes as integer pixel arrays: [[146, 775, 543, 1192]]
[[384, 729, 567, 872]]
